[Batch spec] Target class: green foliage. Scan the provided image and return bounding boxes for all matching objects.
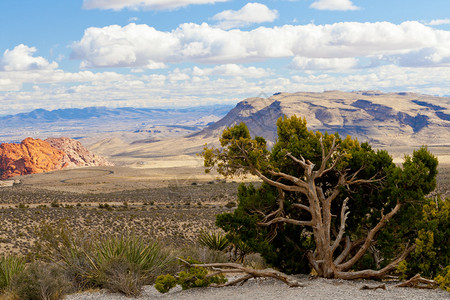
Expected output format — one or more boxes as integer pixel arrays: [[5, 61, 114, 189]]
[[8, 262, 71, 300], [435, 265, 450, 292], [197, 230, 230, 251], [155, 274, 177, 294], [155, 257, 227, 294], [0, 256, 26, 291], [216, 183, 314, 274], [205, 115, 439, 276], [394, 196, 450, 290]]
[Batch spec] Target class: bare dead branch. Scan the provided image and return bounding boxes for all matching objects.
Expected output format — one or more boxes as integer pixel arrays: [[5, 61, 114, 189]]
[[177, 258, 303, 288], [335, 244, 415, 279], [331, 197, 350, 254], [395, 274, 439, 289], [267, 170, 309, 190], [258, 217, 313, 227], [315, 136, 340, 179], [292, 203, 311, 214], [251, 168, 308, 193], [337, 201, 402, 271]]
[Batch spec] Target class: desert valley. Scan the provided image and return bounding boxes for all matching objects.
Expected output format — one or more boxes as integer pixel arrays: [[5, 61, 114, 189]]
[[0, 91, 449, 298]]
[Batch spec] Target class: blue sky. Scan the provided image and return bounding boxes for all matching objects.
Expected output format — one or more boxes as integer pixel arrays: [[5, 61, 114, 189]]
[[1, 0, 450, 114]]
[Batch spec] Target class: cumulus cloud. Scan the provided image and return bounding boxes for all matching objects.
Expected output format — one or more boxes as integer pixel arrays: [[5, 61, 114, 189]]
[[291, 57, 358, 70], [192, 64, 270, 77], [213, 3, 278, 29], [71, 21, 450, 69], [82, 0, 229, 11], [0, 44, 58, 71], [425, 19, 450, 26], [310, 0, 359, 11]]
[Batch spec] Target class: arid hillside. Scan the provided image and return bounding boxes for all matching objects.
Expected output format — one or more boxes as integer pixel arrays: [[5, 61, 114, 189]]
[[198, 91, 450, 147]]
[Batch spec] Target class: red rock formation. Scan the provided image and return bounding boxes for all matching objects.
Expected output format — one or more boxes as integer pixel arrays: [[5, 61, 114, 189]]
[[0, 137, 114, 179], [0, 138, 67, 179], [45, 137, 113, 167]]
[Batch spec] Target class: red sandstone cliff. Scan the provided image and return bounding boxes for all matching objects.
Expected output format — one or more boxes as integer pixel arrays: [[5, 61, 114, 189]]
[[45, 137, 113, 168], [0, 137, 113, 179], [0, 138, 67, 179]]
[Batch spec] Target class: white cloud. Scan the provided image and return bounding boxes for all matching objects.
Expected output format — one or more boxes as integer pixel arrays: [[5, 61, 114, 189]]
[[425, 19, 450, 26], [71, 21, 450, 69], [291, 57, 358, 70], [0, 44, 58, 71], [310, 0, 359, 11], [82, 0, 229, 11], [213, 3, 278, 29], [192, 64, 270, 77]]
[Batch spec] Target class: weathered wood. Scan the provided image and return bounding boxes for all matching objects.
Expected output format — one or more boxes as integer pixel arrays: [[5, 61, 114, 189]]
[[177, 258, 303, 288], [395, 274, 438, 289]]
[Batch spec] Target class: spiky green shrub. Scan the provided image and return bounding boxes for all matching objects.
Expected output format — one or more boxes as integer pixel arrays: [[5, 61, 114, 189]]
[[198, 230, 229, 251], [0, 256, 26, 290], [33, 222, 174, 295]]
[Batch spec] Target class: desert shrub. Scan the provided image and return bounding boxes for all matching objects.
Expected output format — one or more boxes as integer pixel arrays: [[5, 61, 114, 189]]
[[8, 262, 71, 300], [154, 274, 177, 294], [155, 257, 227, 294], [0, 256, 26, 291], [243, 253, 266, 270], [33, 222, 174, 295], [179, 245, 228, 265], [197, 230, 229, 251], [99, 258, 142, 297]]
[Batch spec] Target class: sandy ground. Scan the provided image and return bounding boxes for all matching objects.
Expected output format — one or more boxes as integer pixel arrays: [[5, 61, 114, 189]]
[[66, 276, 450, 300]]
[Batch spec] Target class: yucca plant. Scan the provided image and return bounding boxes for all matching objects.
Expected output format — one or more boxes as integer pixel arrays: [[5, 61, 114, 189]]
[[95, 235, 173, 283], [0, 255, 26, 290], [198, 230, 230, 251]]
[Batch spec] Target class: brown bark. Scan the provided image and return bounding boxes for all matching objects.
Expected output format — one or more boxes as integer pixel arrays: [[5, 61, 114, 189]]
[[177, 258, 303, 288]]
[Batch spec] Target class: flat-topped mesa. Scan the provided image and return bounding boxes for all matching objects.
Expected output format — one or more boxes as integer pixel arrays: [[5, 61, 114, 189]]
[[0, 137, 113, 180]]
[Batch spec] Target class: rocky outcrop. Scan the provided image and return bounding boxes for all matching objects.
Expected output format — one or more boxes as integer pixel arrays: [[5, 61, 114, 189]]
[[0, 137, 113, 179], [0, 138, 67, 179], [45, 137, 113, 167]]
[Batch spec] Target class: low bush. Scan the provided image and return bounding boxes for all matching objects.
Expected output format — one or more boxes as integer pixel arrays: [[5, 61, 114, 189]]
[[155, 257, 227, 294], [34, 222, 174, 296], [8, 262, 71, 300]]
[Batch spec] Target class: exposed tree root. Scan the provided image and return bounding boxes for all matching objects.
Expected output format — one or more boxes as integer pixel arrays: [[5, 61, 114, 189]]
[[177, 258, 303, 288], [395, 274, 438, 289]]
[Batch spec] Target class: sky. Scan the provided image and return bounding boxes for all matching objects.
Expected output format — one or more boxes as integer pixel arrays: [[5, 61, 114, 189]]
[[1, 0, 450, 115]]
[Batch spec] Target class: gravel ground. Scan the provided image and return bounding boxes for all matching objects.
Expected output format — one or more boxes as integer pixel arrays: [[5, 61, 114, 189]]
[[66, 276, 449, 300]]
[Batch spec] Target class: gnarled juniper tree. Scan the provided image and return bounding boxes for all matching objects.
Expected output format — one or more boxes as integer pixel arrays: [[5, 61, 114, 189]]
[[203, 115, 438, 279]]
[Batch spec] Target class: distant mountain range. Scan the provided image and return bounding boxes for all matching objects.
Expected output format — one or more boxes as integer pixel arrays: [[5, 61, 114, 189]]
[[0, 105, 234, 143], [198, 91, 450, 147]]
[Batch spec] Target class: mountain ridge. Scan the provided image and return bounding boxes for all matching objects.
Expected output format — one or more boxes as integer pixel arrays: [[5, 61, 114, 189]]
[[197, 91, 450, 147]]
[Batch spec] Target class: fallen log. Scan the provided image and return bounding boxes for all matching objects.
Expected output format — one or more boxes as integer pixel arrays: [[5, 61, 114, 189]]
[[177, 257, 303, 288]]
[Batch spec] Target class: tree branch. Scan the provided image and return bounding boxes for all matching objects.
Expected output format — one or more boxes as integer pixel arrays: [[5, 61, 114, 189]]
[[337, 201, 402, 271], [177, 258, 303, 288], [258, 217, 313, 227], [331, 197, 350, 254], [335, 244, 415, 279]]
